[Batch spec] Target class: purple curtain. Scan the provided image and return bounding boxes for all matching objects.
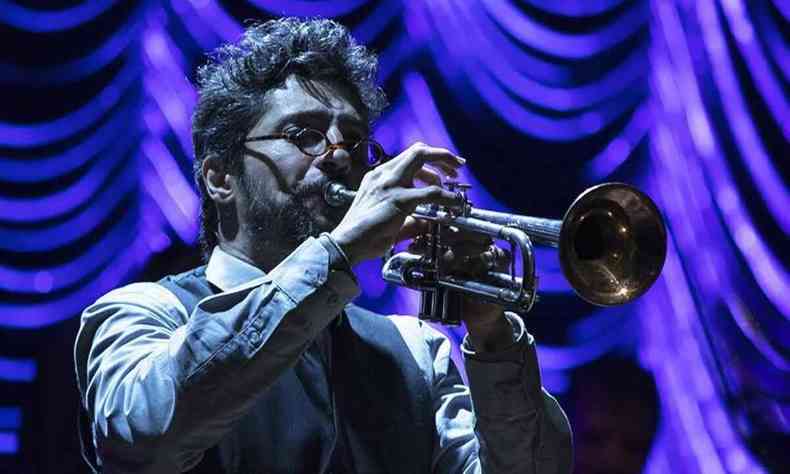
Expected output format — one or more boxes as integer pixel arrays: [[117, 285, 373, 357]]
[[0, 0, 785, 471]]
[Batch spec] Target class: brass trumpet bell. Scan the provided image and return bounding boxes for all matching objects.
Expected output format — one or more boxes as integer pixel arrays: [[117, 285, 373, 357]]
[[559, 183, 667, 306]]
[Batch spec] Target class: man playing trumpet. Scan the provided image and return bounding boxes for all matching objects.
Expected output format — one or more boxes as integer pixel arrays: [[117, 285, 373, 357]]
[[75, 18, 572, 473]]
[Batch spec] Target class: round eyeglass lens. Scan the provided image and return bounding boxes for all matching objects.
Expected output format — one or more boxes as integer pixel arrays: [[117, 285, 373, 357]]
[[365, 141, 385, 166], [295, 129, 326, 155]]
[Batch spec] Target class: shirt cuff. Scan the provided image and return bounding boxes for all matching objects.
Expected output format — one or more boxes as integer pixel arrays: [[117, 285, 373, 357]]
[[265, 237, 360, 310], [317, 232, 357, 282]]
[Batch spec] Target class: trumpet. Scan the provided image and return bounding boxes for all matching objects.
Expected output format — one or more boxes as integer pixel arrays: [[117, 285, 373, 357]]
[[324, 181, 667, 325]]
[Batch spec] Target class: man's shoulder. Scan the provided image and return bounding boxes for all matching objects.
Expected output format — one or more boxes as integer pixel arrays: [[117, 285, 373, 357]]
[[88, 264, 207, 315], [75, 279, 190, 370], [83, 277, 192, 328], [74, 274, 197, 398]]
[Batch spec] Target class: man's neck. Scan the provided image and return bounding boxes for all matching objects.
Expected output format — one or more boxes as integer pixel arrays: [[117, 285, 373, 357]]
[[217, 236, 297, 274]]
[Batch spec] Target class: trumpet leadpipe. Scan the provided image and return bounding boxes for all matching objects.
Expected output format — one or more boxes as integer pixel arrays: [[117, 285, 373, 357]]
[[323, 182, 462, 223], [324, 182, 558, 245], [468, 208, 562, 247]]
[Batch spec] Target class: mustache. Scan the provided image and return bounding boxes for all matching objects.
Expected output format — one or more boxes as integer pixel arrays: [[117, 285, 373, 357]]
[[292, 179, 328, 199], [292, 178, 351, 208]]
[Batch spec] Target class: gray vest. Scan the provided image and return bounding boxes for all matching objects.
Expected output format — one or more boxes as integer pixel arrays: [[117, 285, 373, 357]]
[[158, 265, 435, 474]]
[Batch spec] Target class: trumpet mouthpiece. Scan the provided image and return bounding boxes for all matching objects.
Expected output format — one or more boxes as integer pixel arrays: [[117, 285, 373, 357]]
[[323, 182, 356, 207]]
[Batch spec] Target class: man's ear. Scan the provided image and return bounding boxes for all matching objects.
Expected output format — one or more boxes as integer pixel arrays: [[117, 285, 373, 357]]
[[201, 154, 235, 204]]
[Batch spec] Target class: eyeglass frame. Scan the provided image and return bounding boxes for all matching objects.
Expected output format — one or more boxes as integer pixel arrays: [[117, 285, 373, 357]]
[[243, 127, 390, 168]]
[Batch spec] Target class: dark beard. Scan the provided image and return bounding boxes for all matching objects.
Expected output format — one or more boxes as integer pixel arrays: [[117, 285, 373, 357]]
[[241, 176, 344, 259]]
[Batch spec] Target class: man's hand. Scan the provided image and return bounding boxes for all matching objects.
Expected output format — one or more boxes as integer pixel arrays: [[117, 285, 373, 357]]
[[410, 226, 517, 352], [330, 142, 465, 265], [329, 141, 514, 351]]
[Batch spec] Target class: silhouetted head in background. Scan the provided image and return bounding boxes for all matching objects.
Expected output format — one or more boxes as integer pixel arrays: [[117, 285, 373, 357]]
[[569, 356, 660, 474]]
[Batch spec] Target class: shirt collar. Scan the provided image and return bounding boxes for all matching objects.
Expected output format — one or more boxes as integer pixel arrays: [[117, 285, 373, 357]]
[[205, 246, 265, 292]]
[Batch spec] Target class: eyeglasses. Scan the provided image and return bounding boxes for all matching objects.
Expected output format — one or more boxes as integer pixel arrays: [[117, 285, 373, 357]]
[[244, 127, 389, 168]]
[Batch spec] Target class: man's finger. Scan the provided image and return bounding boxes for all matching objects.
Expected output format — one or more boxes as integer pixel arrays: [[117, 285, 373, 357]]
[[440, 226, 492, 247], [388, 143, 464, 182], [435, 245, 512, 274], [414, 167, 442, 187], [441, 241, 492, 258], [395, 185, 463, 212], [493, 246, 512, 270]]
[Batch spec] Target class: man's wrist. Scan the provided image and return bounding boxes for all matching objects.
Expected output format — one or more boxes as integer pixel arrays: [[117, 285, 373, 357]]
[[465, 312, 516, 353], [327, 228, 362, 266], [318, 232, 354, 274]]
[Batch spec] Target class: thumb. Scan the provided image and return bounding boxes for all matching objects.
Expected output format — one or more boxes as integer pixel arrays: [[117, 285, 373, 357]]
[[395, 216, 430, 243]]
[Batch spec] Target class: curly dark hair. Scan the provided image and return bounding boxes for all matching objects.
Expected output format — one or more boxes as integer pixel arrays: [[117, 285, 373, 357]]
[[191, 17, 388, 260]]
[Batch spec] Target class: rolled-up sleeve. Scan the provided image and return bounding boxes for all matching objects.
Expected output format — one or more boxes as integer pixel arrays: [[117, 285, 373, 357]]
[[414, 313, 572, 474], [463, 313, 573, 473], [74, 238, 359, 473]]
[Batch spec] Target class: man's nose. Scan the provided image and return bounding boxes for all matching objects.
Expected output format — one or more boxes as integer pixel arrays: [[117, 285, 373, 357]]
[[314, 131, 352, 178]]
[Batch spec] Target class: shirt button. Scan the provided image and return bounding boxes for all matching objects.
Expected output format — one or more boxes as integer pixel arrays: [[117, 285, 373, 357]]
[[248, 331, 260, 345]]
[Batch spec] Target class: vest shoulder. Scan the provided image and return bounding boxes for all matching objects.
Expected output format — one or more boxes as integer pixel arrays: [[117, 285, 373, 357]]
[[345, 305, 449, 346], [369, 312, 452, 378], [386, 314, 449, 345]]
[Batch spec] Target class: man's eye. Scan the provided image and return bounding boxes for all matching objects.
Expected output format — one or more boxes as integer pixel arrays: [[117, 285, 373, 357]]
[[344, 128, 365, 141]]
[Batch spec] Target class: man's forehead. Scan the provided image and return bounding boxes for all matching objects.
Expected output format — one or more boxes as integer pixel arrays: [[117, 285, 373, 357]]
[[261, 75, 366, 124]]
